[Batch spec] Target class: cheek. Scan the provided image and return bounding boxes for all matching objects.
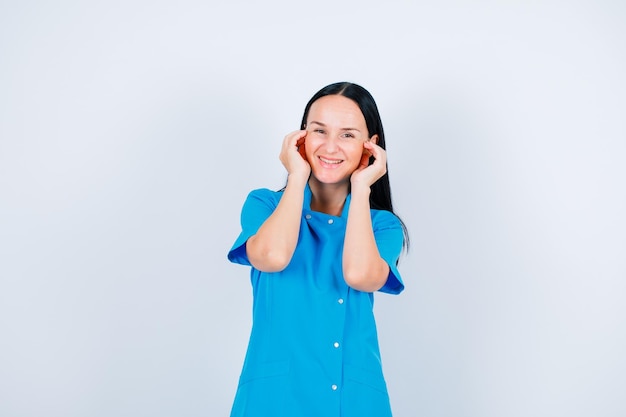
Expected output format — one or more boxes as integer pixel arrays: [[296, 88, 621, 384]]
[[304, 136, 321, 156], [349, 144, 367, 161], [304, 143, 315, 160]]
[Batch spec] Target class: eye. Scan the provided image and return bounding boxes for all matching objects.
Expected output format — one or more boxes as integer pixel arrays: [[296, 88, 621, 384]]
[[341, 132, 355, 139], [314, 129, 325, 134]]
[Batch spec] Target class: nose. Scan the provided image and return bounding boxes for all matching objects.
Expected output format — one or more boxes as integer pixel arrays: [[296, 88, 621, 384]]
[[323, 135, 339, 153]]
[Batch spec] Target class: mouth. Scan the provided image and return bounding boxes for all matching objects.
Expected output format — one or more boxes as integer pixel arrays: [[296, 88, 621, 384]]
[[318, 156, 344, 167]]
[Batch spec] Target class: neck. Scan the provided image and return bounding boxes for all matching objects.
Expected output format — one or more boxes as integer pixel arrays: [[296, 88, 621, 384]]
[[308, 178, 349, 216]]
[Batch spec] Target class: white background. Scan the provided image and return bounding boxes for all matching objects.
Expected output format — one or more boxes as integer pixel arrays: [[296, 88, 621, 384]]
[[1, 1, 624, 416]]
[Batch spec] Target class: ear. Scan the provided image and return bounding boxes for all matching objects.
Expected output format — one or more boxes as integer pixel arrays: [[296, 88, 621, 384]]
[[369, 134, 379, 145]]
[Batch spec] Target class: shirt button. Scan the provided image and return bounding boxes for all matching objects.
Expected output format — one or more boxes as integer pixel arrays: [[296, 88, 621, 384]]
[[327, 219, 334, 224], [331, 384, 338, 391], [305, 214, 312, 220], [338, 298, 344, 304], [334, 342, 340, 348]]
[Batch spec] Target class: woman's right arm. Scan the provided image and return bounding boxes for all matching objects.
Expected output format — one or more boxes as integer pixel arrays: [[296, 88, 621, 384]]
[[246, 130, 310, 272]]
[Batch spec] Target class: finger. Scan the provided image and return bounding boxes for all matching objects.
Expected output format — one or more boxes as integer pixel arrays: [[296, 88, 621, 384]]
[[363, 140, 382, 153], [361, 142, 377, 164], [284, 130, 305, 145], [282, 131, 306, 156], [364, 141, 385, 163], [291, 129, 307, 141], [298, 142, 307, 161], [292, 132, 308, 154]]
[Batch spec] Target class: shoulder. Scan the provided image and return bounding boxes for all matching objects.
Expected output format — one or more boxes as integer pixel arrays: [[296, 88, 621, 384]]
[[370, 209, 402, 230], [237, 188, 286, 226], [245, 188, 284, 206]]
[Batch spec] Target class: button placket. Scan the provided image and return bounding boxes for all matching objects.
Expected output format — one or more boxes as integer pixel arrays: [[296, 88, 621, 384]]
[[329, 292, 347, 397]]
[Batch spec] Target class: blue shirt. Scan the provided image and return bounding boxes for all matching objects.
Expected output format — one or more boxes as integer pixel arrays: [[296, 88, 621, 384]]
[[228, 184, 405, 417]]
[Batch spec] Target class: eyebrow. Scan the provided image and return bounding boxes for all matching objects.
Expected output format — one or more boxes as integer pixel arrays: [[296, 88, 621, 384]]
[[308, 121, 361, 132]]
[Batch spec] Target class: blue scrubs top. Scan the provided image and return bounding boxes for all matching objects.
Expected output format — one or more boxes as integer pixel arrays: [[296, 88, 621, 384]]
[[228, 184, 405, 417]]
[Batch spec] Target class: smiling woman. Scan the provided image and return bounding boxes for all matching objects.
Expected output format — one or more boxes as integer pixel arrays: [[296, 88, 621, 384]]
[[303, 95, 374, 188], [227, 82, 408, 417]]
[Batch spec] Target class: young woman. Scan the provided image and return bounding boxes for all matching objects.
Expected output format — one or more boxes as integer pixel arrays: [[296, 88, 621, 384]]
[[228, 82, 408, 417]]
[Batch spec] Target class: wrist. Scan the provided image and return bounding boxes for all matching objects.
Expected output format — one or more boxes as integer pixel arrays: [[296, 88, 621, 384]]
[[350, 183, 371, 199], [287, 172, 309, 187]]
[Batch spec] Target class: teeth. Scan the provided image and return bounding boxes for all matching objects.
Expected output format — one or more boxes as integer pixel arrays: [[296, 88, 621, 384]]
[[320, 157, 342, 164]]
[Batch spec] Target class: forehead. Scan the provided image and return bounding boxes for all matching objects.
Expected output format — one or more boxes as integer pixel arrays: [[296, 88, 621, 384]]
[[307, 95, 366, 126]]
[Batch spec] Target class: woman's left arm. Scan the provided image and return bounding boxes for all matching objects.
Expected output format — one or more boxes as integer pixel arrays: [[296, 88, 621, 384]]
[[343, 141, 390, 292]]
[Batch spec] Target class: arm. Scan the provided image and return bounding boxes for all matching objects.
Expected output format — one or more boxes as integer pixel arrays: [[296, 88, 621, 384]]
[[246, 130, 310, 272], [342, 140, 390, 292]]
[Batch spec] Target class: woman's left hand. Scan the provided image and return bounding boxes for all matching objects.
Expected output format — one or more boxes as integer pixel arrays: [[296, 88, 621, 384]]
[[350, 140, 387, 189]]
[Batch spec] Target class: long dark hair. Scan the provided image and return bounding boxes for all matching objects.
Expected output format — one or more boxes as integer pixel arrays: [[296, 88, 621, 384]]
[[300, 82, 409, 251]]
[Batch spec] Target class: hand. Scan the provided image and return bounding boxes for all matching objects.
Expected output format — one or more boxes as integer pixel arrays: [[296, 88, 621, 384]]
[[279, 130, 311, 180], [350, 140, 387, 189]]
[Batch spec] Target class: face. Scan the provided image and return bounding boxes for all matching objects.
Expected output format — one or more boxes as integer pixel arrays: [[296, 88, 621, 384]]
[[304, 95, 377, 186]]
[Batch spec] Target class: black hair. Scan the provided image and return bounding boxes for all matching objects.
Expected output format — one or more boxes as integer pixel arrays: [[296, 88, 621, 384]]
[[300, 82, 409, 252]]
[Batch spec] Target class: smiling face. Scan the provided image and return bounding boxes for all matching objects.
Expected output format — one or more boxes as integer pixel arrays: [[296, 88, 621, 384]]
[[304, 94, 376, 187]]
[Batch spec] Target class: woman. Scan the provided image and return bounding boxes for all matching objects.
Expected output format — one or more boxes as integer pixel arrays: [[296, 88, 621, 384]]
[[228, 82, 408, 417]]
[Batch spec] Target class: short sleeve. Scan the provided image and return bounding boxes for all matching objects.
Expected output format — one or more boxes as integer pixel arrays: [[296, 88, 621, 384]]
[[227, 189, 281, 266], [372, 211, 405, 295]]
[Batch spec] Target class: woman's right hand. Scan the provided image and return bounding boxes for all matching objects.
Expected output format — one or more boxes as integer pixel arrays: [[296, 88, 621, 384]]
[[279, 130, 310, 180]]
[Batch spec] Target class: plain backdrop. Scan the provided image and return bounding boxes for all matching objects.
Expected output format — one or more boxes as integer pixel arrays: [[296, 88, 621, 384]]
[[1, 1, 625, 416]]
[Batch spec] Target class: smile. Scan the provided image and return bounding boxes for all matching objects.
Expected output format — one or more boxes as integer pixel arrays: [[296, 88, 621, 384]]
[[319, 156, 343, 166]]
